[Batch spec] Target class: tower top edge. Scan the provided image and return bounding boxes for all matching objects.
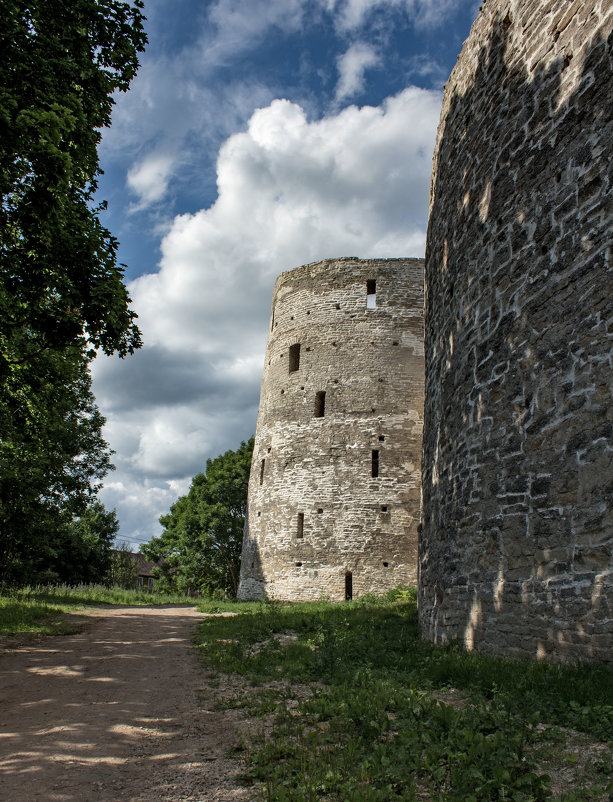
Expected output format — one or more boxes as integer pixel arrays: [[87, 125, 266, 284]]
[[273, 256, 425, 286]]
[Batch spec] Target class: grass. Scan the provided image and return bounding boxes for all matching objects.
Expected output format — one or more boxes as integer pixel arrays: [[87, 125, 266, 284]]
[[193, 589, 613, 801], [0, 583, 257, 637]]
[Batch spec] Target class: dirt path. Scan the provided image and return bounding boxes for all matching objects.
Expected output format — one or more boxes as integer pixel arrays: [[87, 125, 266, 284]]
[[0, 606, 254, 801]]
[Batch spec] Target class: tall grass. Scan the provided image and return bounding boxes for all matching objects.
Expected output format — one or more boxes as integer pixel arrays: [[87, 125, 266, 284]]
[[0, 583, 236, 637]]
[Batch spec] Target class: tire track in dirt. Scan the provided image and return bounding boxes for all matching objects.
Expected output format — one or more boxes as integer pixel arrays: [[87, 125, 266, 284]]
[[0, 606, 254, 801]]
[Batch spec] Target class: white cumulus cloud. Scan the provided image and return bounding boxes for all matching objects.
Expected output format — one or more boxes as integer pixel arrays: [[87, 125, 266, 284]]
[[127, 153, 176, 210], [335, 42, 381, 101]]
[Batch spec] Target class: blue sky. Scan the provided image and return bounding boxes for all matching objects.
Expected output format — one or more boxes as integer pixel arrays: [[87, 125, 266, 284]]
[[91, 0, 480, 549]]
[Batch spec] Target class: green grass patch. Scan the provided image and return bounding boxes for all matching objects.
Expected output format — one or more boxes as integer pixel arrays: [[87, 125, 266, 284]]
[[194, 590, 613, 800], [0, 583, 246, 638]]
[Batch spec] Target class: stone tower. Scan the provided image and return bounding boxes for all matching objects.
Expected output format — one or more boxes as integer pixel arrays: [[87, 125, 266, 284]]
[[238, 257, 424, 601], [420, 0, 612, 662]]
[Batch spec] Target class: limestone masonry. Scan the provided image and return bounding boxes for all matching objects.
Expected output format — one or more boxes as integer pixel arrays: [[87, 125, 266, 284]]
[[420, 0, 612, 663], [238, 258, 424, 601]]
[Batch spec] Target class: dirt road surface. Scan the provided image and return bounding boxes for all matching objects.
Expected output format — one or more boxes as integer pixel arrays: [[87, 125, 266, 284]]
[[0, 606, 254, 801]]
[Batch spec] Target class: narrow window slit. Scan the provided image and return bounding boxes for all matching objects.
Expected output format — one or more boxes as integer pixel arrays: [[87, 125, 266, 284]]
[[366, 279, 376, 309], [259, 459, 265, 485], [297, 512, 304, 538], [371, 449, 379, 478], [314, 391, 326, 417], [345, 572, 353, 600], [289, 343, 300, 373]]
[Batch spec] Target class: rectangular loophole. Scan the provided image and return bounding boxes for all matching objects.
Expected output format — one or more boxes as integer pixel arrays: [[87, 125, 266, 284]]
[[345, 572, 353, 601], [289, 343, 300, 373], [297, 512, 304, 538], [366, 279, 376, 309], [314, 391, 326, 417], [259, 458, 265, 485], [371, 449, 379, 478]]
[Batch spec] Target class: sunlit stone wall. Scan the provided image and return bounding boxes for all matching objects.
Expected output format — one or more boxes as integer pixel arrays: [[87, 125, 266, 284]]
[[238, 257, 424, 601], [420, 0, 613, 662]]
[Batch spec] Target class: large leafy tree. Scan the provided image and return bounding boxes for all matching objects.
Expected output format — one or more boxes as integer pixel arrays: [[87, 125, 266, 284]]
[[0, 1, 147, 583], [143, 439, 254, 597], [0, 347, 113, 584], [0, 0, 146, 363]]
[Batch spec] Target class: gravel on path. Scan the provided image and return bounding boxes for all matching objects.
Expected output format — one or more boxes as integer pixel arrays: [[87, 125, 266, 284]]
[[0, 606, 255, 801]]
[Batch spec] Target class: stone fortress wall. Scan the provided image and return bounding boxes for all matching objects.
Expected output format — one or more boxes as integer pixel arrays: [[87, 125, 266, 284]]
[[419, 0, 612, 662], [238, 257, 424, 602]]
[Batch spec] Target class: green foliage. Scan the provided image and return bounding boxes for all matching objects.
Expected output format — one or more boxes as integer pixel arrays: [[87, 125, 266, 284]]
[[143, 438, 254, 597], [0, 348, 115, 584], [0, 0, 146, 360], [194, 594, 613, 800], [105, 542, 138, 589], [0, 0, 147, 584]]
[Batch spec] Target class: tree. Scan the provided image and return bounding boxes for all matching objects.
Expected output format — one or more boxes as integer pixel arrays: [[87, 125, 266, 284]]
[[0, 347, 114, 584], [143, 438, 254, 597], [0, 1, 146, 584], [0, 0, 147, 364], [106, 542, 138, 588]]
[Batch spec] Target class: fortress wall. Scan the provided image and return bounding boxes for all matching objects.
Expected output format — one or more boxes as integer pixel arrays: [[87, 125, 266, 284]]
[[420, 0, 612, 662], [238, 257, 424, 601]]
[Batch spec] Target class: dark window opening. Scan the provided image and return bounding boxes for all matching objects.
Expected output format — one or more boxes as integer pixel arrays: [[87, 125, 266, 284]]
[[381, 505, 388, 512], [259, 459, 265, 485], [335, 303, 340, 310], [314, 391, 326, 417], [366, 279, 376, 309], [296, 562, 302, 567], [371, 450, 379, 478], [345, 572, 353, 600], [317, 508, 323, 514], [392, 341, 399, 346], [257, 511, 261, 517], [271, 307, 275, 330], [383, 562, 389, 567], [297, 512, 304, 538], [378, 435, 385, 442], [289, 343, 301, 373]]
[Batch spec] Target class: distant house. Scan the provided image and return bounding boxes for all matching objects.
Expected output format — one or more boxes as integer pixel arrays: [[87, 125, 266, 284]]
[[110, 549, 165, 590], [133, 553, 162, 591]]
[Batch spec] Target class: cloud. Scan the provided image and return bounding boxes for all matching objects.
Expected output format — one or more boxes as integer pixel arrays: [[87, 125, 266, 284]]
[[327, 0, 461, 33], [207, 0, 306, 56], [94, 87, 441, 546], [335, 42, 381, 101], [127, 153, 176, 210]]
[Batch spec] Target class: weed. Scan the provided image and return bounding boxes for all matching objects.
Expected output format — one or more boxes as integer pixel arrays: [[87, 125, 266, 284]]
[[194, 591, 613, 800]]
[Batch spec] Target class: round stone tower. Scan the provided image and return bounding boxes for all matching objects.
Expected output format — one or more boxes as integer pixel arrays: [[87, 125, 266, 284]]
[[238, 257, 424, 601], [420, 0, 612, 662]]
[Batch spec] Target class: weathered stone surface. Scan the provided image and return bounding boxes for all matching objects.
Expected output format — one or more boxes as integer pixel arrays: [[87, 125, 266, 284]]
[[420, 0, 613, 663], [238, 257, 424, 601]]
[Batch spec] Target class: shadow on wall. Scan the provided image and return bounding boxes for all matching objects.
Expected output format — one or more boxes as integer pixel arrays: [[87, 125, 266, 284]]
[[420, 6, 612, 663], [237, 511, 267, 600]]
